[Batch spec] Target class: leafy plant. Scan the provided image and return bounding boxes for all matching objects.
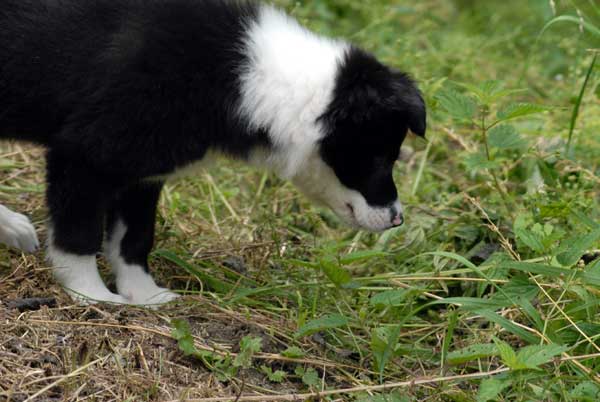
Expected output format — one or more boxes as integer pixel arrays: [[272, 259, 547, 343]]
[[233, 336, 263, 369], [260, 365, 287, 383]]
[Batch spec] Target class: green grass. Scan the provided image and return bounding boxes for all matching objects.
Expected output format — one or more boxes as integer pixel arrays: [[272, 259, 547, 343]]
[[159, 0, 600, 399], [3, 0, 600, 400]]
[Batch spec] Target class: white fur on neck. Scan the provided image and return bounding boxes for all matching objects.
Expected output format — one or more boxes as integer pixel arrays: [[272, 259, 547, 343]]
[[238, 5, 348, 179]]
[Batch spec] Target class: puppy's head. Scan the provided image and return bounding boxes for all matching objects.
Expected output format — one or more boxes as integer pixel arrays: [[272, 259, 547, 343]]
[[293, 48, 426, 232]]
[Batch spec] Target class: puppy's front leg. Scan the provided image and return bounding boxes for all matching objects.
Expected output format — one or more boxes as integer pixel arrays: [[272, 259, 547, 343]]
[[46, 152, 128, 304], [105, 181, 178, 307]]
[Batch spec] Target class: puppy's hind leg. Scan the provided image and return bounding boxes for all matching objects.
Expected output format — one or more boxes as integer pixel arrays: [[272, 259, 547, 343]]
[[105, 181, 178, 307], [46, 153, 128, 304], [0, 204, 39, 252]]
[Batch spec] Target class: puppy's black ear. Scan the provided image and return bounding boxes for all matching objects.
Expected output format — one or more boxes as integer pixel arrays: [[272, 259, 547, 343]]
[[391, 72, 427, 138]]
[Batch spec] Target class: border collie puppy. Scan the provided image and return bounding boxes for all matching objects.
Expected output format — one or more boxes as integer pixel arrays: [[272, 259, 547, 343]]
[[0, 0, 425, 305]]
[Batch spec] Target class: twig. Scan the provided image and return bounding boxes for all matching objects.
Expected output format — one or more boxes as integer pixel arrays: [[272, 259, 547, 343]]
[[465, 194, 520, 260], [169, 367, 510, 402], [443, 127, 474, 152]]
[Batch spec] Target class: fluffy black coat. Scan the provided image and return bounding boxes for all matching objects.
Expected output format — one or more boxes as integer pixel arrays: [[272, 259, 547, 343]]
[[1, 0, 269, 259], [0, 0, 425, 277]]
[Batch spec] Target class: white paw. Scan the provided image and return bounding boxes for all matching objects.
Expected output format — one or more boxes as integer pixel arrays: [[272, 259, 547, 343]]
[[65, 288, 130, 305], [0, 205, 39, 253], [115, 264, 179, 308], [49, 249, 128, 306], [126, 288, 179, 308]]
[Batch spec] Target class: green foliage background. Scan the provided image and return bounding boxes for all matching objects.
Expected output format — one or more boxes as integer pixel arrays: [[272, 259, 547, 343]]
[[162, 0, 600, 400]]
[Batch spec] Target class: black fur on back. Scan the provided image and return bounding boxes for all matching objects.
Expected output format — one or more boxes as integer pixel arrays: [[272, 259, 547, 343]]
[[0, 0, 268, 179]]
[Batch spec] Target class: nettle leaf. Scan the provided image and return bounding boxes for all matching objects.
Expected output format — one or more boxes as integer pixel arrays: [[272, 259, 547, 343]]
[[477, 377, 512, 402], [171, 319, 197, 356], [459, 80, 526, 105], [496, 103, 549, 122], [447, 343, 499, 365], [516, 344, 567, 370], [556, 226, 600, 267], [493, 336, 567, 370], [171, 319, 214, 360], [487, 124, 527, 149], [295, 314, 348, 338], [370, 289, 410, 307], [233, 336, 262, 368], [463, 153, 501, 172], [476, 80, 504, 97], [435, 88, 477, 121], [281, 346, 305, 358], [457, 81, 502, 103], [493, 337, 519, 369], [569, 381, 600, 400], [260, 365, 287, 383], [513, 214, 545, 253], [295, 367, 320, 387], [319, 258, 352, 287]]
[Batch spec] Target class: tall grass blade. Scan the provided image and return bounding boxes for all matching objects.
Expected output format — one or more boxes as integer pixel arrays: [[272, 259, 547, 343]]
[[566, 53, 597, 155], [541, 15, 600, 38]]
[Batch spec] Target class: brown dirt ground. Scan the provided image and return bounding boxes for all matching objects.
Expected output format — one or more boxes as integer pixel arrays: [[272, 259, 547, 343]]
[[0, 144, 360, 402], [0, 252, 321, 401], [0, 143, 308, 402]]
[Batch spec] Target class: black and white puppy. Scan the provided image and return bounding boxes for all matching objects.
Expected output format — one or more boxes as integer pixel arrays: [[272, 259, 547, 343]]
[[0, 0, 425, 305]]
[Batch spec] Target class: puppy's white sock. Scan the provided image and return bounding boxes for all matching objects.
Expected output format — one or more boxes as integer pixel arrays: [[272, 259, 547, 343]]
[[0, 205, 39, 253], [48, 245, 128, 304], [113, 262, 179, 307], [105, 220, 178, 307]]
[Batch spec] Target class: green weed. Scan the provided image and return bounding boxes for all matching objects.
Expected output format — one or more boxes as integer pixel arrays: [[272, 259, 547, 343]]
[[164, 1, 600, 399]]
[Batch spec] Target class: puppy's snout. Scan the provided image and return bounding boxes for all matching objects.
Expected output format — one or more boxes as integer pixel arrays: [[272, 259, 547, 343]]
[[390, 205, 404, 227]]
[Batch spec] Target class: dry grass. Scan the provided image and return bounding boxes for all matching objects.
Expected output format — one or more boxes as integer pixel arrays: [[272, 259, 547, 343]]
[[0, 143, 387, 401], [0, 144, 294, 401]]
